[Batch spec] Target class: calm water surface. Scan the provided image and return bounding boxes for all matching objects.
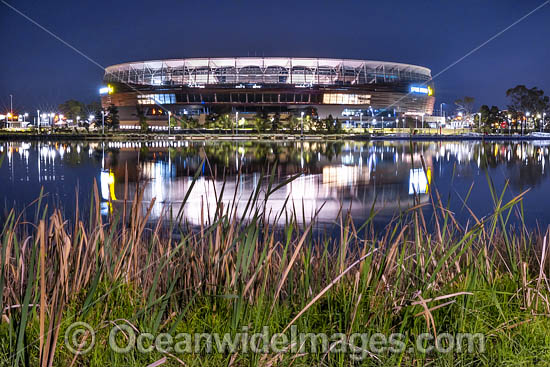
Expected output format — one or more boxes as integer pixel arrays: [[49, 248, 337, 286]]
[[1, 139, 549, 229]]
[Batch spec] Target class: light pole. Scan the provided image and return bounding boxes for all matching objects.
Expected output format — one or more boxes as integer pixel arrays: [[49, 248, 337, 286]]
[[478, 112, 482, 131], [49, 113, 54, 127], [544, 112, 547, 132], [101, 110, 105, 135], [76, 116, 80, 127], [168, 110, 171, 136], [525, 111, 530, 135], [538, 113, 542, 132], [440, 103, 445, 118], [37, 109, 40, 131], [300, 111, 304, 138], [235, 111, 239, 135], [9, 94, 13, 117], [422, 113, 425, 130]]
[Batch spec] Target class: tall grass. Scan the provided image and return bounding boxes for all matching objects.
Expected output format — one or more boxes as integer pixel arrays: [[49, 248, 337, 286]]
[[0, 155, 550, 366]]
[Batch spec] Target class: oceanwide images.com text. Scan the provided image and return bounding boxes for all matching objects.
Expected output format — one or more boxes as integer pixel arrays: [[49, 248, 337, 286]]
[[65, 322, 485, 360]]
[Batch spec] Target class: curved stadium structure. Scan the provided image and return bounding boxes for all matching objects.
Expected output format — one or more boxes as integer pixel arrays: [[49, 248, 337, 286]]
[[100, 57, 435, 127]]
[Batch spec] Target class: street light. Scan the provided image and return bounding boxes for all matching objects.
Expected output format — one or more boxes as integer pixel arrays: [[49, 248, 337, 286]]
[[478, 112, 482, 131], [300, 111, 304, 138], [101, 110, 105, 134], [525, 111, 530, 135], [168, 110, 171, 136], [422, 112, 426, 129]]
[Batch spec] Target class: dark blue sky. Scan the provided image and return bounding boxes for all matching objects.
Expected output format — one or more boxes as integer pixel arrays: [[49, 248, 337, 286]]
[[1, 0, 549, 115]]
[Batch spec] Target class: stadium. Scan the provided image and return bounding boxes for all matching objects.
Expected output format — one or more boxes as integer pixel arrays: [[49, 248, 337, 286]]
[[100, 57, 435, 128]]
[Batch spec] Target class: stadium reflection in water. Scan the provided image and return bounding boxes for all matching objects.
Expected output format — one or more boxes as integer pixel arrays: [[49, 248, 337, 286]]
[[1, 140, 550, 228]]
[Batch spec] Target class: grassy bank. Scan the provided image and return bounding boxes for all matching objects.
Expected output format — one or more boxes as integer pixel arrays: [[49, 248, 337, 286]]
[[1, 127, 545, 143], [1, 160, 550, 366]]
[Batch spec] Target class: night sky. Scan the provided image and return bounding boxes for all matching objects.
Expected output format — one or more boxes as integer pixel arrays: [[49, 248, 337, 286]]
[[1, 0, 549, 115]]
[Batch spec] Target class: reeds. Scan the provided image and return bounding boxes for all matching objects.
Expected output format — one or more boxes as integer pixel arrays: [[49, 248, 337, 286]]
[[1, 157, 550, 366]]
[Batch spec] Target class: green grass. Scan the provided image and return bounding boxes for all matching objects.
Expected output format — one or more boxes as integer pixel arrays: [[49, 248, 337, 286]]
[[1, 156, 550, 366]]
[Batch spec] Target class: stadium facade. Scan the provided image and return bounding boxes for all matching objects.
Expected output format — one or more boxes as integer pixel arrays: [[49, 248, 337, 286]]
[[100, 57, 435, 127]]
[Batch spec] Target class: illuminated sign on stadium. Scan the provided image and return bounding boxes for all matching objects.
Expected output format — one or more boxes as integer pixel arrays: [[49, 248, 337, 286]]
[[410, 85, 433, 96]]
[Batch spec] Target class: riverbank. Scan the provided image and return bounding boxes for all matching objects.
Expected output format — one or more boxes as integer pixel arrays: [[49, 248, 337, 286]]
[[2, 128, 550, 142], [1, 172, 549, 366]]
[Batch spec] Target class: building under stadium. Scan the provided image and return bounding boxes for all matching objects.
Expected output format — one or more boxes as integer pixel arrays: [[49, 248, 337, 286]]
[[100, 57, 435, 128]]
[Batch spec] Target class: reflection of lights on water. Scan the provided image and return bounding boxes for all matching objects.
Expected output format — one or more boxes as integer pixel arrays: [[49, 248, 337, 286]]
[[288, 175, 318, 201], [408, 168, 431, 195], [4, 140, 550, 223], [100, 170, 111, 201], [322, 165, 370, 187], [139, 161, 176, 204]]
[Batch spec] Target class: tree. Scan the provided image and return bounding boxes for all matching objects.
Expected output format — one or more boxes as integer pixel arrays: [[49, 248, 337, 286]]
[[506, 85, 549, 116], [271, 112, 280, 132], [489, 106, 501, 127], [106, 104, 120, 130], [179, 114, 195, 130], [304, 115, 315, 131], [169, 114, 178, 130], [215, 114, 232, 130], [334, 118, 343, 133], [205, 112, 220, 129], [253, 110, 269, 133], [58, 100, 85, 121], [454, 96, 475, 116], [137, 106, 148, 133], [478, 105, 498, 129], [314, 115, 325, 132], [94, 109, 104, 130], [324, 114, 335, 133], [84, 101, 102, 128], [286, 116, 300, 133], [86, 101, 101, 114], [479, 105, 490, 127], [506, 86, 549, 132]]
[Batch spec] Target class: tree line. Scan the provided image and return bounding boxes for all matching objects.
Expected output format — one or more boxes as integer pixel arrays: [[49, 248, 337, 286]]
[[58, 100, 119, 130], [455, 85, 550, 131]]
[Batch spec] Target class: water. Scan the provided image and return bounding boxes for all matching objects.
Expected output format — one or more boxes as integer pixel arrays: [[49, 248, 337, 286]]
[[1, 139, 549, 230]]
